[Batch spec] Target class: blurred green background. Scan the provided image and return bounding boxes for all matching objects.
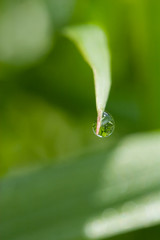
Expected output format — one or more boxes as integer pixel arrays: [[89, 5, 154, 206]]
[[0, 0, 160, 240]]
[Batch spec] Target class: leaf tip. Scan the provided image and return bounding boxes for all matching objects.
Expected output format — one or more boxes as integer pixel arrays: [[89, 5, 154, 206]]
[[96, 109, 103, 135]]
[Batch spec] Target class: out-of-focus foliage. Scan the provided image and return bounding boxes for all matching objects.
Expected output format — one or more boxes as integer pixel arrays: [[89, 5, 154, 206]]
[[0, 0, 76, 64], [0, 0, 52, 64], [0, 0, 160, 239], [45, 0, 75, 27], [1, 133, 160, 240]]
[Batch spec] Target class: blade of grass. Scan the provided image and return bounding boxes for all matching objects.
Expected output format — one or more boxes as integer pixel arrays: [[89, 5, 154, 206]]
[[63, 24, 111, 134]]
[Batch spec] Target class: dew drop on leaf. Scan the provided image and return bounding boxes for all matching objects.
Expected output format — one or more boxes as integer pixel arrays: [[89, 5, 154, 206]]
[[92, 112, 115, 138]]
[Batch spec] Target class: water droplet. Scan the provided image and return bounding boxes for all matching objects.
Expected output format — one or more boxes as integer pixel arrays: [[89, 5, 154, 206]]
[[92, 112, 115, 138]]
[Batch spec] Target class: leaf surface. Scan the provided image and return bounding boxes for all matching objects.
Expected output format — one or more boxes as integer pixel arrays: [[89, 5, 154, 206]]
[[63, 25, 111, 133]]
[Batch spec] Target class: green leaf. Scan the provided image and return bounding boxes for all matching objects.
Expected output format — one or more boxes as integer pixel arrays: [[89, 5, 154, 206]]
[[63, 24, 111, 134], [1, 132, 160, 240]]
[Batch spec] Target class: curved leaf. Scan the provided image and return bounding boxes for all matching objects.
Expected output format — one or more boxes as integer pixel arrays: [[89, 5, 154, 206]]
[[63, 24, 111, 134]]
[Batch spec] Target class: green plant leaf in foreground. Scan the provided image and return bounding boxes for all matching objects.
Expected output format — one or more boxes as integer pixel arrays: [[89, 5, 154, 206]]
[[63, 25, 111, 134], [1, 132, 160, 240]]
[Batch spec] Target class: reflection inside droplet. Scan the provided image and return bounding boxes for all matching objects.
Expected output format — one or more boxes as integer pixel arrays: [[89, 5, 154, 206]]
[[92, 112, 115, 138]]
